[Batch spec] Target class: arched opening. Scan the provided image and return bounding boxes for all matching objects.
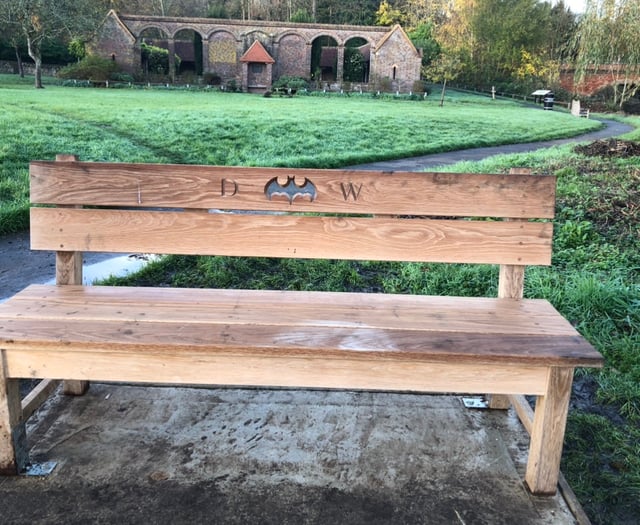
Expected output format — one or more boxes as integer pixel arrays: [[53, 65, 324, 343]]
[[343, 37, 370, 83], [139, 27, 171, 80], [311, 36, 338, 83], [174, 28, 203, 78]]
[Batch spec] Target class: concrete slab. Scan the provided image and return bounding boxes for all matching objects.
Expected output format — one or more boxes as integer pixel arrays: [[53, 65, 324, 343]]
[[0, 384, 578, 524]]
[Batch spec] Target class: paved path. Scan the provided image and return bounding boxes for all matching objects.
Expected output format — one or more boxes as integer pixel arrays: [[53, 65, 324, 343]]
[[348, 118, 633, 171]]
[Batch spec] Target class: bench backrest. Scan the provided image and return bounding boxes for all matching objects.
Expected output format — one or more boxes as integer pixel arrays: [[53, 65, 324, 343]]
[[30, 155, 556, 298]]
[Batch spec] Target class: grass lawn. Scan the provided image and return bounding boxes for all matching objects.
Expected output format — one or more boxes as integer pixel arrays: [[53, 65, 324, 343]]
[[1, 74, 599, 234], [1, 75, 637, 523]]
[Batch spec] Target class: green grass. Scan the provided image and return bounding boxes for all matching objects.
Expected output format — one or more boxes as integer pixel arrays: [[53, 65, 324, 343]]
[[0, 74, 600, 234]]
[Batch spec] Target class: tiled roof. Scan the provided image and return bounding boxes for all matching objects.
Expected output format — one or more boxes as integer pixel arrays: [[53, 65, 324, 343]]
[[240, 41, 275, 64]]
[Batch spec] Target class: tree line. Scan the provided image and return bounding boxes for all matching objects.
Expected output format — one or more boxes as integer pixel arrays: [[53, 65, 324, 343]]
[[0, 0, 638, 107]]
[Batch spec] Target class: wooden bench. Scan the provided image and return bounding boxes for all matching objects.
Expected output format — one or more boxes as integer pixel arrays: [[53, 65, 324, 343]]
[[0, 155, 604, 494]]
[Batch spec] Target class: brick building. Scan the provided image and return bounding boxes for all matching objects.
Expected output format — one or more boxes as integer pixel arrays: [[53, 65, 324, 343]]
[[89, 10, 422, 92]]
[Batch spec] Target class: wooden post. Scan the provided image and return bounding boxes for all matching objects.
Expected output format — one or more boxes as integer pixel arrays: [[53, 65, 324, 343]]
[[55, 155, 90, 396], [489, 167, 531, 409], [525, 367, 574, 495], [0, 354, 27, 475]]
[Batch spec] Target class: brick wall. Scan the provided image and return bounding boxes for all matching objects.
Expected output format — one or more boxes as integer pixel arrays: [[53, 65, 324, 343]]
[[275, 34, 308, 79], [87, 14, 138, 73], [560, 66, 640, 97], [371, 28, 421, 92]]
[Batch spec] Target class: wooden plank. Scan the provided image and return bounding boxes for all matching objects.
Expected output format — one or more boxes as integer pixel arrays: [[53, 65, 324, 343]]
[[1, 286, 588, 338], [525, 367, 574, 495], [3, 348, 550, 395], [0, 354, 26, 474], [20, 379, 60, 420], [30, 161, 557, 218], [30, 208, 554, 265], [0, 319, 604, 368]]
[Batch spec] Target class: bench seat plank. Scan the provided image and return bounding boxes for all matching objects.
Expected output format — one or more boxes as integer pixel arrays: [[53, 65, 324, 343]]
[[0, 285, 603, 369], [4, 284, 589, 336]]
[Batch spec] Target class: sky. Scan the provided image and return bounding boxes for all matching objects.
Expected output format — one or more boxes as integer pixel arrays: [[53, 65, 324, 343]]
[[560, 0, 587, 13]]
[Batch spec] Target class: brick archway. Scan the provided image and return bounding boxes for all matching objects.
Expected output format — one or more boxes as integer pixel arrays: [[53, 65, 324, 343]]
[[90, 11, 421, 91]]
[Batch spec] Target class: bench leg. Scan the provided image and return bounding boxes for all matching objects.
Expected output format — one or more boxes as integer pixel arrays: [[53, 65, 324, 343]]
[[525, 367, 573, 495], [0, 357, 28, 475], [488, 394, 511, 409], [62, 380, 90, 396]]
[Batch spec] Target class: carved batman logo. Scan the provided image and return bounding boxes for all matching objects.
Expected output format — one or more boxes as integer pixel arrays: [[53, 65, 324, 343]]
[[264, 176, 317, 204]]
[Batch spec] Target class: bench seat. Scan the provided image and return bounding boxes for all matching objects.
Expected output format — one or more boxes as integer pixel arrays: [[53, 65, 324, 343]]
[[0, 284, 601, 393]]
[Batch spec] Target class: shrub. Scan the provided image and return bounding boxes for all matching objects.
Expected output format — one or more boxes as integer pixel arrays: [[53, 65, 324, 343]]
[[110, 73, 135, 83], [57, 55, 118, 81], [272, 76, 309, 91], [290, 9, 313, 23], [141, 43, 181, 75], [343, 47, 365, 82], [203, 72, 222, 85], [225, 79, 239, 92]]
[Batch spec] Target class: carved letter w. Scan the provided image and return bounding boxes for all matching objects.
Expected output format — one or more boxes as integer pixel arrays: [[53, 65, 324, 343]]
[[340, 182, 362, 201]]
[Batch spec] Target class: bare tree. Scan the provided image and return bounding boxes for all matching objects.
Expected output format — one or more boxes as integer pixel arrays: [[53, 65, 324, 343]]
[[0, 0, 103, 88]]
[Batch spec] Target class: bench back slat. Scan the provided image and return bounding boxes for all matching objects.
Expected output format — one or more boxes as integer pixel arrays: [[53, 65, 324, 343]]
[[30, 159, 556, 266], [30, 208, 552, 265], [30, 161, 556, 218]]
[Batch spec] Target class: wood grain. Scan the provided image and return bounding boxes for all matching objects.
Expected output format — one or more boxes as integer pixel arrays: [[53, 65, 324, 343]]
[[3, 348, 550, 395], [0, 286, 604, 368], [30, 208, 553, 265], [30, 161, 557, 218], [3, 285, 582, 336]]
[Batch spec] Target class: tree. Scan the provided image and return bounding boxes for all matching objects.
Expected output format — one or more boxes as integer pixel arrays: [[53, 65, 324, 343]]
[[424, 50, 464, 106], [470, 0, 551, 86], [547, 0, 578, 64], [375, 0, 404, 26], [435, 0, 476, 81], [0, 0, 103, 88], [574, 0, 640, 107], [0, 10, 26, 77], [408, 22, 440, 69]]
